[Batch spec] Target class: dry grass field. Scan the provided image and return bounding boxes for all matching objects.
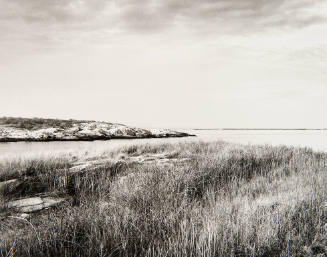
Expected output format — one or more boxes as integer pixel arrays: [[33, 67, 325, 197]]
[[1, 141, 327, 256]]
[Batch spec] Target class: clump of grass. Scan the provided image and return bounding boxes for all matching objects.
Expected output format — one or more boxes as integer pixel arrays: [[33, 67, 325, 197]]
[[0, 156, 72, 181], [1, 141, 327, 256], [0, 156, 73, 202]]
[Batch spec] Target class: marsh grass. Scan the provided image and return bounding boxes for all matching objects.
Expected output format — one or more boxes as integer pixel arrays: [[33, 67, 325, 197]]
[[1, 141, 327, 256]]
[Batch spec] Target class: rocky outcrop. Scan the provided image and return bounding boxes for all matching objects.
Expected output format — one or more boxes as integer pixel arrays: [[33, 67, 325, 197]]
[[6, 197, 65, 213], [0, 179, 22, 192], [0, 119, 193, 142], [66, 152, 190, 175], [0, 151, 190, 219]]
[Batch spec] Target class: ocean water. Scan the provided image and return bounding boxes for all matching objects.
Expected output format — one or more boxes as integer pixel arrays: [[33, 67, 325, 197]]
[[0, 129, 327, 159], [191, 129, 327, 151]]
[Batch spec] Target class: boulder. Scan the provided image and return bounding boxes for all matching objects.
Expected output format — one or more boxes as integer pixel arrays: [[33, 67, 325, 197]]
[[7, 197, 43, 208], [6, 197, 65, 213], [0, 179, 21, 192]]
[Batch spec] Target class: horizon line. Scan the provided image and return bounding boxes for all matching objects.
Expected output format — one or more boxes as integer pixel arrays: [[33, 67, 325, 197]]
[[193, 128, 327, 131]]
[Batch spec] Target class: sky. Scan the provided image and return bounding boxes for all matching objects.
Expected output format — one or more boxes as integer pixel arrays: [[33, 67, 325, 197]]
[[1, 0, 327, 129]]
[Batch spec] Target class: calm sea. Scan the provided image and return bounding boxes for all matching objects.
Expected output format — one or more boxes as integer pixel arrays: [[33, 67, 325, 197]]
[[1, 129, 327, 158]]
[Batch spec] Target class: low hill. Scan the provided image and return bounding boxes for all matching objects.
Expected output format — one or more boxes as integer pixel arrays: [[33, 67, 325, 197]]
[[0, 117, 193, 142]]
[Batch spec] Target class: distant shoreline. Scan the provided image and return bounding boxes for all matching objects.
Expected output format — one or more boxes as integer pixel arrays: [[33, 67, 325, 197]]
[[0, 134, 196, 143], [0, 117, 195, 143], [194, 128, 327, 131]]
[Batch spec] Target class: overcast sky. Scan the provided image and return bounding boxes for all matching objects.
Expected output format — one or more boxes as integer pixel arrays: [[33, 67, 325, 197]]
[[1, 0, 327, 128]]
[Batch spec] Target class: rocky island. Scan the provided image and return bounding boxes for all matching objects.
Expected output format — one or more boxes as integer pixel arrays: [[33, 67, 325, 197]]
[[0, 117, 194, 142]]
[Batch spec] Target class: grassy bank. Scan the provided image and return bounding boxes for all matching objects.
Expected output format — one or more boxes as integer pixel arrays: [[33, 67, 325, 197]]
[[1, 141, 327, 256]]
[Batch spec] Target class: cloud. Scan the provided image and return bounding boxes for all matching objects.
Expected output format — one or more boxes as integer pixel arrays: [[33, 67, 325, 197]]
[[0, 0, 106, 23], [0, 0, 326, 43], [118, 0, 327, 33]]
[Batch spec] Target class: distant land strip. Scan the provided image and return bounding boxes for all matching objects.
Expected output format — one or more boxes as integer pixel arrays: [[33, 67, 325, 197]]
[[0, 117, 195, 142], [194, 128, 327, 131]]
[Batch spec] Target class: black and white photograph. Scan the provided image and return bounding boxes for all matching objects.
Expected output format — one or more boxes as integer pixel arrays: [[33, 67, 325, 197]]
[[1, 0, 327, 256]]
